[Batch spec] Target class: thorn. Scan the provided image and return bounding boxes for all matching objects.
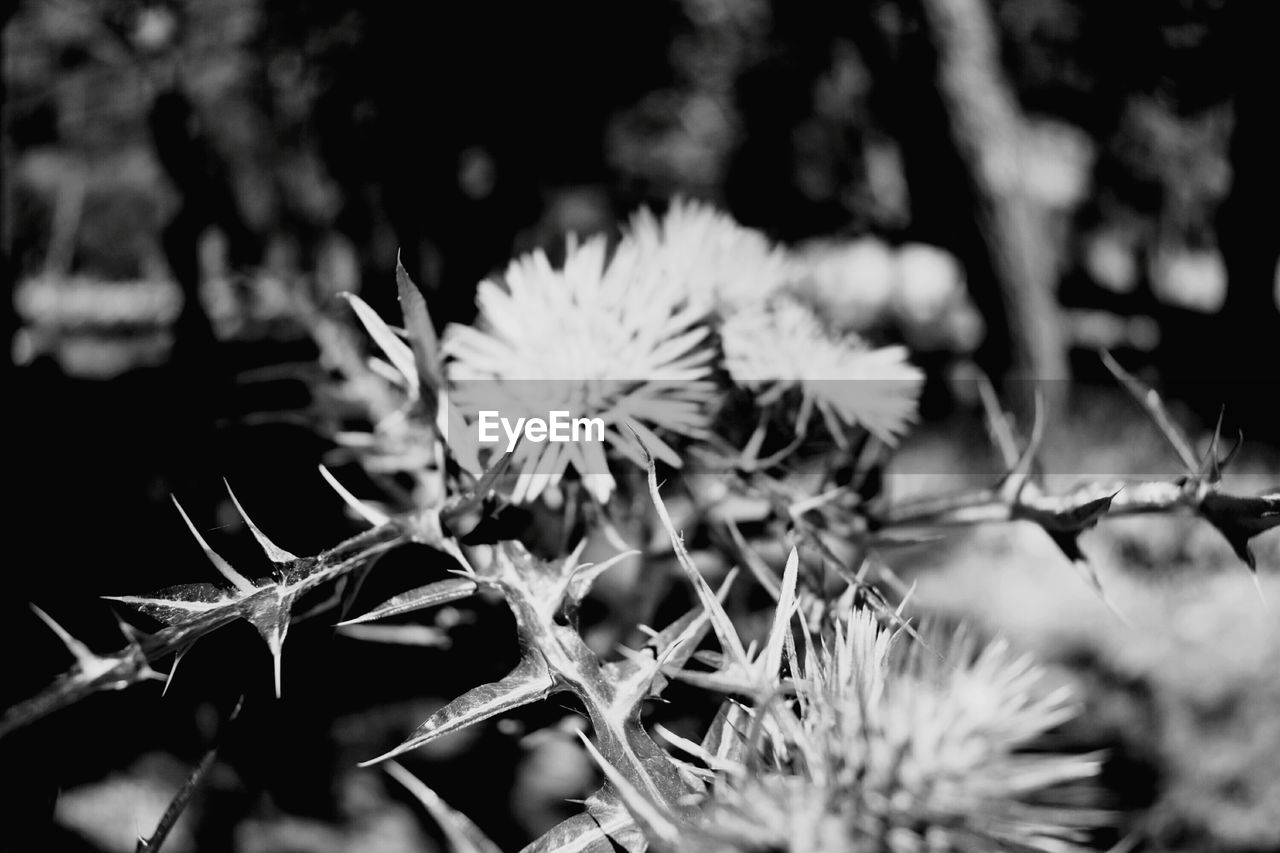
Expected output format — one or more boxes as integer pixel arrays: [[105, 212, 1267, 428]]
[[318, 465, 390, 527], [1250, 571, 1269, 612], [567, 549, 640, 601], [141, 668, 168, 685], [562, 537, 590, 576], [788, 486, 848, 518], [975, 370, 1019, 468], [1196, 407, 1226, 483], [1100, 350, 1199, 472], [724, 519, 781, 601], [109, 612, 146, 645], [1105, 830, 1143, 853], [599, 518, 634, 554], [30, 604, 96, 668], [654, 724, 729, 770], [269, 634, 284, 699], [1071, 560, 1133, 628], [223, 480, 298, 563], [171, 496, 256, 593], [252, 603, 292, 700], [1219, 429, 1245, 473], [383, 761, 501, 853], [1003, 388, 1046, 502], [896, 581, 918, 616], [758, 548, 800, 680], [162, 646, 189, 697], [358, 744, 409, 769], [741, 413, 769, 467]]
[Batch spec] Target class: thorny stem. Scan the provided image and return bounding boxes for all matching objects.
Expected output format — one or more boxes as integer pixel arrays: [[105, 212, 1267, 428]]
[[0, 520, 410, 739]]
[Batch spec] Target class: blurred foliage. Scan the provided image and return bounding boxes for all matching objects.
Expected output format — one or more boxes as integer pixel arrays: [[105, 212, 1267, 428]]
[[5, 0, 1270, 349]]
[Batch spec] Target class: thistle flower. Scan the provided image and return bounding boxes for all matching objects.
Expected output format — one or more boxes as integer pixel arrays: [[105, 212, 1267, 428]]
[[687, 611, 1106, 853], [720, 297, 924, 445], [622, 197, 794, 314], [443, 235, 719, 503]]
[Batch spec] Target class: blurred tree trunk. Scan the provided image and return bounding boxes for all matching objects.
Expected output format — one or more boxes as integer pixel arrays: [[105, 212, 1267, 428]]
[[917, 0, 1069, 413], [845, 0, 1069, 417]]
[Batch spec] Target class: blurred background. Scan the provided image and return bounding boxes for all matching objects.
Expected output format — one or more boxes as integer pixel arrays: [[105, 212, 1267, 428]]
[[3, 1, 1278, 851]]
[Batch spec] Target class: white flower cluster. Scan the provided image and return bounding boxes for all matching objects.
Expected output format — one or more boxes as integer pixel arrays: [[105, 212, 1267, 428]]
[[443, 199, 936, 503]]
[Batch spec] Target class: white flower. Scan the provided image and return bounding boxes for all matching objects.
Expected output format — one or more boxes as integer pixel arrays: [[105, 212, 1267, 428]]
[[443, 235, 719, 503], [622, 197, 793, 314], [720, 298, 924, 445]]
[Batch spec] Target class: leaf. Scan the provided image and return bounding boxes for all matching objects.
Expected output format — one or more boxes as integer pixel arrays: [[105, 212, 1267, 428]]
[[337, 578, 478, 627], [337, 624, 451, 647], [341, 292, 420, 397], [438, 387, 484, 479], [396, 254, 443, 393], [104, 584, 236, 625], [360, 652, 554, 766], [1199, 489, 1280, 572]]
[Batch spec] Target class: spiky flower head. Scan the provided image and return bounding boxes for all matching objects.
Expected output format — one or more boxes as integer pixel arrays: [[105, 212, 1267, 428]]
[[443, 235, 719, 503], [720, 297, 924, 445], [622, 197, 794, 314], [682, 610, 1105, 853]]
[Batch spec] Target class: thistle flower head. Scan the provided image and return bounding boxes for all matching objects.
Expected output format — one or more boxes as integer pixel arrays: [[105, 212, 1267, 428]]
[[622, 198, 794, 314], [443, 235, 719, 503], [720, 297, 924, 445], [686, 611, 1106, 853]]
